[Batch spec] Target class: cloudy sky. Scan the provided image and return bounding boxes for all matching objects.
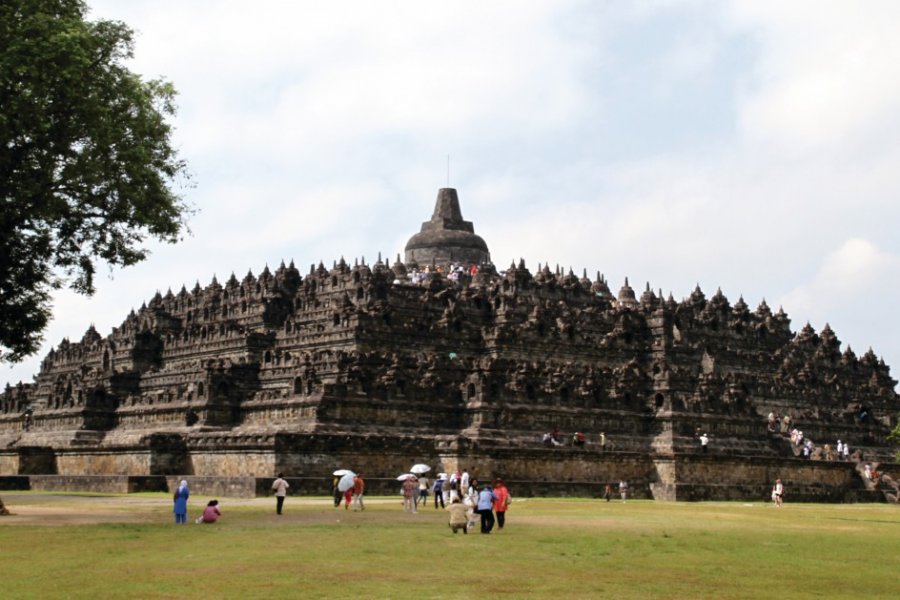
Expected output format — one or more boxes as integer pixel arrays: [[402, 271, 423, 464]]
[[5, 0, 900, 389]]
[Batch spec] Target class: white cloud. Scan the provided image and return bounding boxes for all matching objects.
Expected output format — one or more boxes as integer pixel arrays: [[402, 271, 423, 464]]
[[782, 238, 900, 312], [7, 1, 900, 389], [779, 238, 900, 356], [731, 0, 900, 156]]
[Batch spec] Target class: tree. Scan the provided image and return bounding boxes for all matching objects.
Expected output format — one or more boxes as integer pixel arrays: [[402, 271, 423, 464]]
[[0, 0, 191, 363], [890, 422, 900, 462]]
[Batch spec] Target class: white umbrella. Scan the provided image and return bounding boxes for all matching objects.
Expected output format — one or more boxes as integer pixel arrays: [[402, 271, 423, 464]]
[[410, 464, 431, 474], [333, 469, 353, 476], [396, 473, 416, 481], [337, 471, 356, 492], [438, 472, 448, 480]]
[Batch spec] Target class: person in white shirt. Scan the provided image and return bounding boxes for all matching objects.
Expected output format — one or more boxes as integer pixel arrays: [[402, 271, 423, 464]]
[[271, 473, 289, 515]]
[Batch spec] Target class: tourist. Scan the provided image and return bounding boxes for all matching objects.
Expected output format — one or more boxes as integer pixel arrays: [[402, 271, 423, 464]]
[[604, 482, 613, 502], [599, 432, 606, 451], [551, 428, 562, 446], [332, 476, 342, 508], [448, 497, 468, 534], [772, 478, 784, 507], [700, 432, 709, 453], [271, 473, 289, 515], [492, 479, 511, 530], [173, 479, 190, 524], [573, 432, 586, 447], [402, 475, 418, 513], [449, 470, 461, 502], [416, 476, 429, 507], [619, 480, 628, 502], [464, 478, 479, 530], [460, 469, 470, 495], [842, 441, 850, 461], [352, 473, 365, 511], [836, 440, 843, 460], [198, 499, 220, 523], [476, 484, 498, 533], [432, 477, 445, 509]]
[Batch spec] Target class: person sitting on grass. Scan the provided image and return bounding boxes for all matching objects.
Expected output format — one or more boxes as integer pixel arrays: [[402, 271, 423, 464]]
[[198, 499, 221, 524], [448, 497, 468, 534]]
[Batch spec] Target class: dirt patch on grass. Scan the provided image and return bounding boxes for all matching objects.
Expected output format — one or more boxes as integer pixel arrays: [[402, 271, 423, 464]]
[[0, 494, 422, 526]]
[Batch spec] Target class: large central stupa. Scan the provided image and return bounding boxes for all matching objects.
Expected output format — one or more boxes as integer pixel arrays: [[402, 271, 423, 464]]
[[404, 188, 491, 266], [1, 188, 898, 501]]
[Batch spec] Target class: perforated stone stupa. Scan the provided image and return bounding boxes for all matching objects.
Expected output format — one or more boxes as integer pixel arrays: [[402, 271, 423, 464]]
[[1, 188, 898, 500]]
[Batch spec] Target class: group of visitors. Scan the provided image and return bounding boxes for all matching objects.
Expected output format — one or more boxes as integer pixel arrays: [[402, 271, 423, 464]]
[[396, 468, 512, 534], [172, 480, 221, 524], [863, 463, 881, 483], [423, 469, 470, 508], [169, 469, 513, 533], [451, 477, 511, 534], [541, 430, 606, 449], [834, 440, 851, 461], [332, 473, 366, 511], [403, 263, 480, 287], [792, 432, 855, 462], [767, 412, 859, 464], [766, 411, 792, 434], [602, 480, 628, 501], [542, 431, 564, 446]]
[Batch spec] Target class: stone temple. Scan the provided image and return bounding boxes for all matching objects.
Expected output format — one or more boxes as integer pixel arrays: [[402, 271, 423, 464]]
[[1, 188, 899, 501]]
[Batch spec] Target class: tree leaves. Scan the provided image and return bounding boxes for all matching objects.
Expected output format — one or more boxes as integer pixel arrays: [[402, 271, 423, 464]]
[[0, 0, 191, 362]]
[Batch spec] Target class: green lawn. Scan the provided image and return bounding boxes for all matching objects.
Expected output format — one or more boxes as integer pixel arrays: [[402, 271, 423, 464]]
[[1, 493, 898, 599]]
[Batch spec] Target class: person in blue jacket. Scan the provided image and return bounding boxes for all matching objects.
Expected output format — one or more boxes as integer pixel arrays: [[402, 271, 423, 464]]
[[476, 484, 498, 534], [432, 477, 445, 509], [173, 480, 190, 524]]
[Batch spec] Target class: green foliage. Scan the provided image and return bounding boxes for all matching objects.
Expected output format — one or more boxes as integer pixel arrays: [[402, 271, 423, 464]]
[[0, 0, 191, 362], [889, 420, 900, 461]]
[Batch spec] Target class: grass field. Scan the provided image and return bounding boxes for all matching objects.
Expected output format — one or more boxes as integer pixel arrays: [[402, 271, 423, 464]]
[[1, 492, 898, 599]]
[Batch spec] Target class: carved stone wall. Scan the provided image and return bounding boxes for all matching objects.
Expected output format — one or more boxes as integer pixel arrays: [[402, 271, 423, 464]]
[[1, 190, 897, 501]]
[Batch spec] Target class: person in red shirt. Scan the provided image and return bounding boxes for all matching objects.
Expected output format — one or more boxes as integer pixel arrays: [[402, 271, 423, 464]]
[[492, 479, 511, 529], [352, 474, 365, 511], [199, 499, 220, 523]]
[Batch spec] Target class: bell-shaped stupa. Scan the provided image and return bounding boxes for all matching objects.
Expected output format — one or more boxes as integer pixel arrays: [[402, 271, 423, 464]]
[[404, 188, 490, 266]]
